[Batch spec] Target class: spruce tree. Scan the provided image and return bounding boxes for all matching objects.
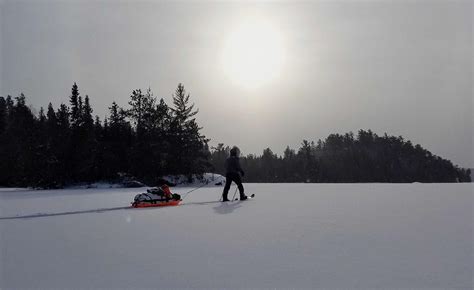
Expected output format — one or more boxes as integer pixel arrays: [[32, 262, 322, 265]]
[[104, 102, 131, 179], [0, 97, 6, 136], [169, 83, 209, 177], [5, 95, 14, 115], [7, 94, 37, 185], [172, 83, 198, 124], [83, 95, 94, 131], [77, 94, 96, 182], [70, 82, 80, 127], [55, 104, 71, 184], [94, 116, 102, 138], [0, 97, 7, 185], [46, 103, 58, 135]]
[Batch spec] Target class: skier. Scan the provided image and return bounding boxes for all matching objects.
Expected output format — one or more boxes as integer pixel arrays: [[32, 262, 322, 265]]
[[222, 146, 248, 201]]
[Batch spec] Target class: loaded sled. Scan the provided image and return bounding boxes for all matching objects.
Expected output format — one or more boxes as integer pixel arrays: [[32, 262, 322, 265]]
[[132, 186, 182, 208]]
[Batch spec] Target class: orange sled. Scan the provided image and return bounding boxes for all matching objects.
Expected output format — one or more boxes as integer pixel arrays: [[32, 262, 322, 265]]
[[131, 199, 181, 208]]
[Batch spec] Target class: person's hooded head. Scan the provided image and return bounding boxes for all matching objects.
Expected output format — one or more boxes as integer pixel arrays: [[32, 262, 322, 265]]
[[230, 146, 240, 157]]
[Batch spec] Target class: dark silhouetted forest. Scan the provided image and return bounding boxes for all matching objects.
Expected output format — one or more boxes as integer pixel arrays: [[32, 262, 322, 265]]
[[210, 131, 471, 183], [0, 83, 470, 188], [0, 83, 210, 188]]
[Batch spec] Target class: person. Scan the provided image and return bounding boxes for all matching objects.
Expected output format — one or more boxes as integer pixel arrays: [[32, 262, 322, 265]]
[[222, 146, 247, 201]]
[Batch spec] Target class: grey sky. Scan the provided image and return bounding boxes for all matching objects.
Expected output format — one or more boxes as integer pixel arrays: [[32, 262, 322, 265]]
[[1, 0, 472, 167]]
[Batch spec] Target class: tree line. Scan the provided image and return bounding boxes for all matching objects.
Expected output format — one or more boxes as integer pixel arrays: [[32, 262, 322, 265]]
[[210, 130, 471, 183], [0, 83, 470, 188], [0, 83, 210, 188]]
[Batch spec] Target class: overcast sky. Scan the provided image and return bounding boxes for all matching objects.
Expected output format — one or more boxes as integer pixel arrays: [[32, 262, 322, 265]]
[[1, 0, 472, 167]]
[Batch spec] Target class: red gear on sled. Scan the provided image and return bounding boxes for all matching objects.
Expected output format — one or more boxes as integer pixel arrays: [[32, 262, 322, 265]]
[[161, 184, 172, 198]]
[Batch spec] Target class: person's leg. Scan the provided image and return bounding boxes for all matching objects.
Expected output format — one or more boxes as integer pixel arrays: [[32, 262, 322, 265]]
[[232, 173, 245, 198], [222, 174, 232, 201]]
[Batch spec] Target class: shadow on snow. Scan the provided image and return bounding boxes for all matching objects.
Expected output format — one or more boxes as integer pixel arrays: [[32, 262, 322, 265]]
[[0, 199, 248, 220]]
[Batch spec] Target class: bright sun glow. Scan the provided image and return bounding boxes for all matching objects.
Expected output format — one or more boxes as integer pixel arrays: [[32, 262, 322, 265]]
[[221, 19, 285, 89]]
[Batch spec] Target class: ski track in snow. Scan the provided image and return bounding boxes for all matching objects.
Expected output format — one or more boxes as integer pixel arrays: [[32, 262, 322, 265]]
[[0, 199, 237, 220], [0, 206, 132, 220], [0, 200, 230, 220]]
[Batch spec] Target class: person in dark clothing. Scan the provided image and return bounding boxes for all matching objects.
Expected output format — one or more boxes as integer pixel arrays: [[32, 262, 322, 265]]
[[222, 146, 247, 201]]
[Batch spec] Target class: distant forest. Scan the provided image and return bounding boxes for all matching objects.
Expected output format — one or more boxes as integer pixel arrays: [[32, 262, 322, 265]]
[[0, 83, 470, 188], [210, 133, 471, 183]]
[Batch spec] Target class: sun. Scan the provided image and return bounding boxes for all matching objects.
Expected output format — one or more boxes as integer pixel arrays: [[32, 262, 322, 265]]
[[221, 19, 285, 89]]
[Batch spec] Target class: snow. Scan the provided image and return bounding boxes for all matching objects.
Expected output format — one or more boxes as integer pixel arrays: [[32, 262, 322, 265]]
[[0, 187, 31, 192], [0, 183, 472, 289]]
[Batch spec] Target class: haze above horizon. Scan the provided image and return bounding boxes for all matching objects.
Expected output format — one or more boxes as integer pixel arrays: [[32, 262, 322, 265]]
[[0, 1, 472, 167]]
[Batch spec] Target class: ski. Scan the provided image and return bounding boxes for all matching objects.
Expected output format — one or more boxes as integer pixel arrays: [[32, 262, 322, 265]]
[[234, 194, 255, 201], [222, 194, 255, 202]]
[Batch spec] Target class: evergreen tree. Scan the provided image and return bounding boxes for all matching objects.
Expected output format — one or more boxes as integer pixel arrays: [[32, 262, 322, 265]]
[[282, 146, 297, 182], [77, 94, 97, 182], [103, 101, 131, 179], [70, 82, 80, 127], [38, 107, 46, 123], [55, 104, 71, 184], [0, 97, 7, 185], [83, 95, 94, 131], [168, 83, 209, 177], [6, 94, 38, 185], [171, 83, 198, 124], [46, 103, 58, 135], [127, 88, 156, 135], [94, 116, 102, 138], [0, 97, 6, 136]]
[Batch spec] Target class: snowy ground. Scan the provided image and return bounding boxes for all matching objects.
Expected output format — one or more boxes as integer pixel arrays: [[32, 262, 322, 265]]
[[0, 183, 472, 289]]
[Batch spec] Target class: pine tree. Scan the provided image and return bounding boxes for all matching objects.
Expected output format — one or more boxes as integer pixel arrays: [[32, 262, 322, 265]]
[[0, 97, 7, 185], [0, 97, 6, 136], [94, 116, 102, 138], [283, 146, 297, 182], [127, 88, 156, 135], [70, 82, 80, 127], [83, 95, 94, 131], [154, 98, 170, 134], [55, 104, 71, 184], [172, 83, 198, 124], [76, 94, 97, 182], [46, 103, 58, 135], [5, 95, 14, 115], [78, 96, 83, 127], [103, 102, 131, 179], [7, 94, 37, 185], [169, 83, 209, 177]]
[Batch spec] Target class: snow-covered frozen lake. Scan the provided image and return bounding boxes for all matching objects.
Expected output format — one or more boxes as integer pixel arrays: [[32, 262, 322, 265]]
[[1, 183, 472, 289]]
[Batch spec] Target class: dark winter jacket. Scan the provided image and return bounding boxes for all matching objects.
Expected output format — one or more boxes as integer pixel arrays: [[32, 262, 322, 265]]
[[225, 156, 244, 176]]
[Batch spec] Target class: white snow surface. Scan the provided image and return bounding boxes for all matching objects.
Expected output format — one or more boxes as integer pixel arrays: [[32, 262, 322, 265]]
[[0, 183, 472, 289]]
